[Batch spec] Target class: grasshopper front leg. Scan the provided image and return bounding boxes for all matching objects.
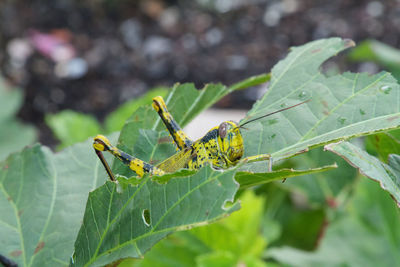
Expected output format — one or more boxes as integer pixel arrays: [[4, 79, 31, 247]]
[[152, 96, 193, 150], [93, 135, 165, 180]]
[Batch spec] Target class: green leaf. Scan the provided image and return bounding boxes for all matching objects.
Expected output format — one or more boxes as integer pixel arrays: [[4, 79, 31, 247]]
[[0, 77, 36, 160], [236, 164, 337, 189], [45, 110, 102, 150], [0, 137, 113, 267], [325, 141, 400, 207], [280, 146, 358, 205], [104, 87, 169, 133], [228, 73, 270, 91], [241, 37, 400, 165], [71, 166, 240, 267], [267, 178, 400, 267]]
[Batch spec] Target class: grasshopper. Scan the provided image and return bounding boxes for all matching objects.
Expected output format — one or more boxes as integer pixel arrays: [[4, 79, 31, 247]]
[[93, 96, 309, 181]]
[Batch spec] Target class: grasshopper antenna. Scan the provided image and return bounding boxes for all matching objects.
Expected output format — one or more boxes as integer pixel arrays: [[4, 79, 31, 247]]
[[239, 99, 311, 128]]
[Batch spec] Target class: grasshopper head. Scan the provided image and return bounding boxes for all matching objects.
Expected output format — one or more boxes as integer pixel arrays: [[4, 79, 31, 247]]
[[93, 135, 112, 151], [217, 121, 244, 164]]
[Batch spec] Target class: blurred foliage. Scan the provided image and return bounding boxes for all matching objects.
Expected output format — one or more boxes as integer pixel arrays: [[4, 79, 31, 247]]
[[45, 87, 168, 149], [349, 39, 400, 81], [0, 76, 36, 161], [268, 177, 400, 267]]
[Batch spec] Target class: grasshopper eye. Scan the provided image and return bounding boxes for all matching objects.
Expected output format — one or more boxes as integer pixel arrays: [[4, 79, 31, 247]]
[[218, 122, 228, 139]]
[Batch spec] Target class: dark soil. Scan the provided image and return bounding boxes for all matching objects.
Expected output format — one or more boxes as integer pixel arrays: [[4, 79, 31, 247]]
[[1, 0, 399, 146]]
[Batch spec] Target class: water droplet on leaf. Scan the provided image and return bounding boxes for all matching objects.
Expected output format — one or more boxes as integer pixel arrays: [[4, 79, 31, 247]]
[[338, 117, 346, 125], [298, 91, 308, 99], [379, 85, 392, 94], [268, 118, 278, 125]]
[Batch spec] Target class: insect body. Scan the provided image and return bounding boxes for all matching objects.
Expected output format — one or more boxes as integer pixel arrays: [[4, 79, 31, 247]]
[[94, 96, 308, 181]]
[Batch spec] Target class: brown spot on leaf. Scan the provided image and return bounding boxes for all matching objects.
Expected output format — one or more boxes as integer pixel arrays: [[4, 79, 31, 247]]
[[323, 110, 330, 116], [326, 197, 338, 208], [387, 115, 400, 122], [7, 196, 12, 201], [321, 100, 329, 108], [18, 210, 23, 217], [311, 48, 321, 54], [135, 115, 139, 121], [157, 136, 172, 144], [34, 241, 45, 254], [10, 250, 22, 257], [149, 160, 159, 165]]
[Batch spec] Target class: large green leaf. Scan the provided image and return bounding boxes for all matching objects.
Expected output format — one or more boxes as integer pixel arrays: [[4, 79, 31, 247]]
[[0, 137, 113, 267], [241, 38, 400, 166], [0, 77, 36, 160], [325, 141, 400, 207], [71, 166, 239, 267], [267, 178, 400, 266]]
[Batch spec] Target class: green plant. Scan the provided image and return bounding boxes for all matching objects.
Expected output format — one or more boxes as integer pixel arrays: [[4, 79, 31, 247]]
[[1, 38, 399, 267], [45, 87, 168, 150]]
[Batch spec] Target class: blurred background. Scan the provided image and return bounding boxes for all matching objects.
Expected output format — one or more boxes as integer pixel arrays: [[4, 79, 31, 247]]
[[1, 0, 400, 147]]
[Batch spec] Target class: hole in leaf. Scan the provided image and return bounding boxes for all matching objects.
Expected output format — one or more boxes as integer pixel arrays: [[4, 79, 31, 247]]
[[222, 199, 235, 210], [142, 209, 151, 226]]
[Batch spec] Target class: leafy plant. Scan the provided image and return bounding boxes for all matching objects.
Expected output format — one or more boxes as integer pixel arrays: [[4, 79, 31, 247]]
[[45, 88, 168, 150], [1, 38, 400, 267]]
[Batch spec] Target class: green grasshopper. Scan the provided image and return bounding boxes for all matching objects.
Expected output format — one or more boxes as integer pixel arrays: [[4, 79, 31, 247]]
[[93, 96, 309, 181]]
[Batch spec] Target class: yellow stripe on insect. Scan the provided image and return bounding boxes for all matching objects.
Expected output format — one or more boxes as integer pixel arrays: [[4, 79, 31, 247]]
[[130, 159, 145, 177]]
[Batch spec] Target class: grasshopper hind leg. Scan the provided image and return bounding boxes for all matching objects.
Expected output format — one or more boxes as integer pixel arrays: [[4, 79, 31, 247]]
[[152, 96, 193, 150], [93, 135, 165, 179]]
